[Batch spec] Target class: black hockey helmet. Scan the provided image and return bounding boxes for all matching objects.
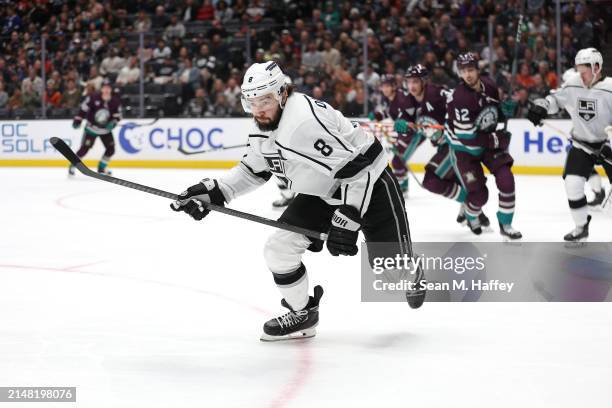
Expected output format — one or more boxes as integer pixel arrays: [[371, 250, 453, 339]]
[[381, 74, 396, 86], [456, 52, 478, 69], [405, 64, 428, 79], [101, 77, 113, 88]]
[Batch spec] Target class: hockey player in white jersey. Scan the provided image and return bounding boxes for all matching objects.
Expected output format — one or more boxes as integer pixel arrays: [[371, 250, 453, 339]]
[[562, 68, 606, 207], [528, 48, 612, 241], [171, 62, 425, 341]]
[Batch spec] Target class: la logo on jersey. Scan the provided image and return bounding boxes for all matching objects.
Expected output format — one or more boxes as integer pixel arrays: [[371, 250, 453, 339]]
[[264, 153, 290, 187], [578, 99, 597, 122]]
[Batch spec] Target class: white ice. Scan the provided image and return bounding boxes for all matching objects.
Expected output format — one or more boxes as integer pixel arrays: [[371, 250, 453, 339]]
[[1, 167, 611, 408]]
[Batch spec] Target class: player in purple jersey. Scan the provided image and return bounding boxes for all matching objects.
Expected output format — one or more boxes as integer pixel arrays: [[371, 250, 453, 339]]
[[406, 64, 492, 228], [69, 78, 122, 176], [372, 75, 425, 194], [445, 53, 521, 240]]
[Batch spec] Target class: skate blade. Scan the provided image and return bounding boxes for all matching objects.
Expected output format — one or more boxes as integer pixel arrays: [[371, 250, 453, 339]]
[[502, 236, 523, 245], [481, 225, 494, 233], [564, 240, 588, 249], [260, 327, 317, 342]]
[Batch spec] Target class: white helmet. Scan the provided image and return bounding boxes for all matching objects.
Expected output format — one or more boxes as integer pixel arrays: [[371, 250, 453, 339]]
[[575, 48, 603, 73], [241, 62, 286, 113]]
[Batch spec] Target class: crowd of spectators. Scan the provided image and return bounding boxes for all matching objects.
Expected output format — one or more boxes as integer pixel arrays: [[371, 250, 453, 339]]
[[0, 0, 608, 120]]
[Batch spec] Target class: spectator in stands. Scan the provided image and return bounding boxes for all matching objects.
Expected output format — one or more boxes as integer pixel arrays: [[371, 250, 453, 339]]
[[135, 10, 152, 32], [183, 87, 209, 117], [223, 77, 241, 111], [206, 93, 230, 117], [246, 0, 266, 22], [21, 81, 39, 110], [165, 15, 186, 40], [100, 48, 126, 76], [152, 5, 169, 29], [516, 63, 535, 90], [194, 44, 216, 72], [153, 56, 178, 84], [8, 88, 22, 110], [84, 66, 104, 94], [62, 79, 81, 109], [301, 41, 322, 70], [344, 87, 365, 117], [572, 11, 594, 50], [216, 1, 234, 23], [320, 40, 341, 69], [44, 79, 62, 108], [537, 61, 558, 90], [196, 0, 215, 21], [529, 74, 550, 100], [153, 39, 172, 62], [178, 57, 200, 99], [0, 82, 8, 109], [3, 6, 23, 35], [22, 67, 43, 97], [181, 0, 199, 22], [116, 57, 140, 86]]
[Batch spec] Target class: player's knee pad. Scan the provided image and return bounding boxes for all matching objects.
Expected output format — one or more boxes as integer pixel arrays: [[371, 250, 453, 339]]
[[493, 165, 515, 194], [263, 230, 312, 274], [564, 175, 586, 201]]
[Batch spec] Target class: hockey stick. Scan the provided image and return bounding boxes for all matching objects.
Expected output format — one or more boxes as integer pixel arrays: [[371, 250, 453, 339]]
[[177, 143, 247, 156], [405, 164, 424, 188], [50, 137, 328, 241], [540, 121, 612, 167], [503, 0, 526, 130], [119, 117, 160, 128]]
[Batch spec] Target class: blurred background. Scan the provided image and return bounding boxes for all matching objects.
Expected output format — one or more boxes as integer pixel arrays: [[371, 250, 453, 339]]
[[0, 0, 609, 121]]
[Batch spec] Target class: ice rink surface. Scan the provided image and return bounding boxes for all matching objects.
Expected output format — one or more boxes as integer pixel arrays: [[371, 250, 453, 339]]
[[1, 167, 611, 407]]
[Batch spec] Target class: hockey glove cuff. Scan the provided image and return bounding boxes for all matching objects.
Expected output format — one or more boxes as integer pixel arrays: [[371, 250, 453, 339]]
[[326, 205, 362, 256], [171, 178, 226, 220]]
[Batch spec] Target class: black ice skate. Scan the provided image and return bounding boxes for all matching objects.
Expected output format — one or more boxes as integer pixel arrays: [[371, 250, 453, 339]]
[[563, 215, 591, 243], [456, 204, 467, 225], [97, 167, 112, 175], [588, 190, 605, 207], [261, 285, 323, 342], [68, 165, 76, 176], [479, 212, 490, 228], [499, 222, 522, 241], [466, 216, 482, 235]]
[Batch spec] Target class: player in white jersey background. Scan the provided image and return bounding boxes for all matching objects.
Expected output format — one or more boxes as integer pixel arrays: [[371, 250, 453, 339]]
[[171, 62, 425, 341], [528, 48, 612, 242]]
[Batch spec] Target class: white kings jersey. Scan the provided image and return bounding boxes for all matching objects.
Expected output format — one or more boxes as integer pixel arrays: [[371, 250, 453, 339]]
[[544, 74, 612, 143], [218, 92, 388, 216]]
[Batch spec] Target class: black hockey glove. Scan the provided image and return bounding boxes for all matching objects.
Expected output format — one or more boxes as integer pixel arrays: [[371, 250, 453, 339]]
[[326, 205, 362, 256], [170, 178, 226, 220], [527, 104, 547, 127]]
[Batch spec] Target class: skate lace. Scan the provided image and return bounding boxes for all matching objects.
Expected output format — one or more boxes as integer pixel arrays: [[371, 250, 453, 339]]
[[278, 310, 307, 329]]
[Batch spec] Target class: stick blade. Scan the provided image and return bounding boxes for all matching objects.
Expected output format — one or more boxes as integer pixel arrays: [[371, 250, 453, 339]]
[[50, 137, 81, 165]]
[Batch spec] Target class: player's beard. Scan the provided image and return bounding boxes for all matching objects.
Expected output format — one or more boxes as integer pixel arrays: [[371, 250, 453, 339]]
[[254, 108, 283, 132]]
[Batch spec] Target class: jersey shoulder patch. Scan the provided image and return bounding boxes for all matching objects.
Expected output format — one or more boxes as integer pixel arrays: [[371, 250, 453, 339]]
[[563, 74, 584, 88], [595, 77, 612, 93]]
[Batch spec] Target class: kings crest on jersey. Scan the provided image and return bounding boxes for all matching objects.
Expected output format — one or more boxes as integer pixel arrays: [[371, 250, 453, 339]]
[[218, 92, 388, 216], [544, 74, 612, 143]]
